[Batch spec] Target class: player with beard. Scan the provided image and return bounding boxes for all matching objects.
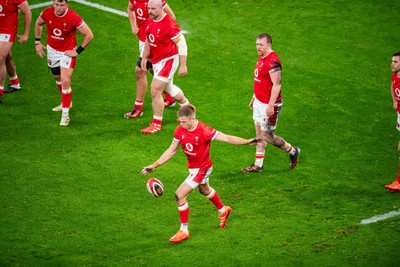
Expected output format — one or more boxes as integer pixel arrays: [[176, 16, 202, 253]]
[[124, 0, 177, 119], [140, 0, 190, 134]]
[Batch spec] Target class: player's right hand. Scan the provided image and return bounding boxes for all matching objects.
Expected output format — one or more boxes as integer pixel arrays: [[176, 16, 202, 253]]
[[141, 58, 148, 71], [249, 97, 254, 110], [141, 166, 155, 176], [249, 138, 263, 145], [35, 43, 46, 58]]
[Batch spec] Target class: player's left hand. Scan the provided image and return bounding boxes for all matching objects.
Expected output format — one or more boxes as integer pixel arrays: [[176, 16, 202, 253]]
[[18, 34, 28, 44], [178, 65, 187, 77], [64, 49, 78, 57]]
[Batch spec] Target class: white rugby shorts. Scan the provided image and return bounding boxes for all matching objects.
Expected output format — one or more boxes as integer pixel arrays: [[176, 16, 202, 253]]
[[185, 167, 213, 189], [152, 54, 179, 83], [253, 97, 282, 131], [0, 33, 14, 43], [138, 40, 145, 57], [47, 45, 76, 69]]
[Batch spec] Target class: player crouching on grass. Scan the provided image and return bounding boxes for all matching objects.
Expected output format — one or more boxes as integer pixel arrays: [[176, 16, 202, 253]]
[[141, 104, 261, 243]]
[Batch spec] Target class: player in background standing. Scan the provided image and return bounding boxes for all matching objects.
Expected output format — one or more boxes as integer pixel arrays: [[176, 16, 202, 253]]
[[124, 0, 177, 119], [0, 0, 31, 103], [242, 33, 300, 172], [385, 51, 400, 192], [141, 104, 261, 243], [34, 0, 94, 126], [4, 52, 22, 93], [140, 0, 190, 134]]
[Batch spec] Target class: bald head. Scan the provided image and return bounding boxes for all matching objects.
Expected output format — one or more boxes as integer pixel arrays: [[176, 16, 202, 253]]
[[148, 0, 162, 7], [148, 0, 164, 19]]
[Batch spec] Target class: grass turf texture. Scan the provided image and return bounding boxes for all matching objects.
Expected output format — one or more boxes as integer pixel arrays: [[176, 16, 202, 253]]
[[1, 0, 400, 265]]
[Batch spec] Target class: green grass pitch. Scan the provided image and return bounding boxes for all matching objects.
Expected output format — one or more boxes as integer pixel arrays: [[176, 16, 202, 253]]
[[1, 0, 400, 266]]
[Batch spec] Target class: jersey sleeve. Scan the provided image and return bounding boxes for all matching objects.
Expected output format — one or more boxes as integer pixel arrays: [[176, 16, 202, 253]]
[[72, 13, 85, 29], [173, 126, 182, 142], [267, 57, 282, 73], [203, 124, 217, 141], [39, 9, 48, 22], [17, 0, 27, 7], [168, 19, 181, 40]]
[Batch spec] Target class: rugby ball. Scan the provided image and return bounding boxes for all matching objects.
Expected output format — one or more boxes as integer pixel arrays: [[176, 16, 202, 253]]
[[146, 178, 164, 197]]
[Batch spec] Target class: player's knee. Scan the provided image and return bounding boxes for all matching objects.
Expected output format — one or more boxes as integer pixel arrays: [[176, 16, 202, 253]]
[[136, 57, 152, 70], [61, 79, 71, 89], [166, 84, 181, 98], [150, 87, 163, 98], [263, 131, 274, 142], [135, 65, 146, 76], [175, 193, 181, 202]]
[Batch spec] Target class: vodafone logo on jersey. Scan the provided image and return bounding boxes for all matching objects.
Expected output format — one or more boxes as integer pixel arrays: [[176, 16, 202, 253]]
[[254, 68, 261, 82], [51, 28, 65, 41], [136, 8, 143, 17], [53, 28, 62, 36], [148, 34, 157, 47], [395, 88, 400, 98], [0, 5, 4, 14], [185, 143, 194, 152]]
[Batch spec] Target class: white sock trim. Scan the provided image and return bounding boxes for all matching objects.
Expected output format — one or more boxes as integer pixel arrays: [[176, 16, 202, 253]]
[[206, 188, 216, 199]]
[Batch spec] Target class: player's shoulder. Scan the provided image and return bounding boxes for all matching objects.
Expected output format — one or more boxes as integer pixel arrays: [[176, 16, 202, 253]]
[[199, 121, 216, 133], [268, 51, 281, 61], [266, 51, 282, 68], [66, 8, 80, 17], [16, 0, 27, 6], [174, 124, 184, 135], [393, 73, 400, 82], [40, 6, 54, 17]]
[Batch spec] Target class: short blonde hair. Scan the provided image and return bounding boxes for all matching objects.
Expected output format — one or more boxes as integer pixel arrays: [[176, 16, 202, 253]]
[[177, 104, 196, 118]]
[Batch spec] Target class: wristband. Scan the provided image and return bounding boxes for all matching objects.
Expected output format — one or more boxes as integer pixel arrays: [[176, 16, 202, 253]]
[[35, 38, 41, 41], [76, 45, 85, 54]]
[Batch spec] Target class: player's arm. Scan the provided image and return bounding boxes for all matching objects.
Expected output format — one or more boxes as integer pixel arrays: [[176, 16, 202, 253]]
[[164, 5, 176, 21], [141, 139, 180, 175], [65, 24, 94, 57], [18, 1, 32, 43], [34, 16, 46, 58], [173, 34, 188, 77], [391, 83, 397, 110], [267, 70, 282, 116], [127, 2, 139, 34], [141, 39, 151, 71], [214, 132, 261, 145], [249, 94, 255, 110]]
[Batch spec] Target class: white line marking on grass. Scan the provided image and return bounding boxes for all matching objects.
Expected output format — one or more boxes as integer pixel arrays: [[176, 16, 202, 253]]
[[72, 0, 128, 17], [360, 209, 400, 225], [30, 2, 53, 9], [31, 0, 189, 34]]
